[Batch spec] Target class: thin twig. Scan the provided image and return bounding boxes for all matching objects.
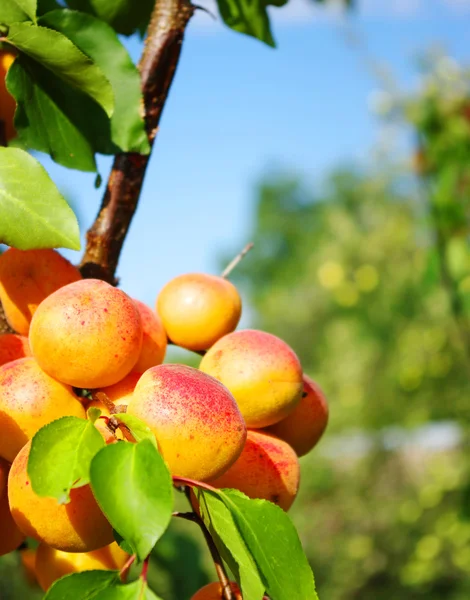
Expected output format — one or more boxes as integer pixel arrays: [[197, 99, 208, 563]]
[[172, 476, 219, 493], [120, 554, 136, 582], [221, 242, 254, 279], [79, 0, 194, 283]]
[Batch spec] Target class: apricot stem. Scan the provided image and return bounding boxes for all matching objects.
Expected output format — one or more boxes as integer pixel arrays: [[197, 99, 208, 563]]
[[120, 554, 136, 582], [172, 476, 219, 493], [79, 0, 194, 283], [221, 242, 254, 279]]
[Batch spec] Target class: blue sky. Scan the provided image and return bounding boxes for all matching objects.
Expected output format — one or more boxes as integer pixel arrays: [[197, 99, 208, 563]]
[[47, 0, 470, 309]]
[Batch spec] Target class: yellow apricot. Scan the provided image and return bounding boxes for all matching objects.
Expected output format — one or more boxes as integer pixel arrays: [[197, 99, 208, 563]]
[[29, 279, 143, 388], [8, 441, 114, 552], [0, 334, 31, 367], [0, 487, 24, 556], [127, 364, 246, 481], [210, 430, 300, 512], [157, 273, 242, 351], [0, 49, 17, 142], [0, 357, 85, 462], [133, 300, 167, 372], [190, 581, 243, 600], [200, 329, 303, 428], [0, 248, 81, 335], [20, 548, 39, 586], [266, 375, 329, 457], [35, 542, 130, 591]]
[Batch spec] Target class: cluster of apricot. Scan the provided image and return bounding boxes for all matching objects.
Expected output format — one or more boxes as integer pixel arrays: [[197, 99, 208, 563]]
[[0, 248, 328, 599]]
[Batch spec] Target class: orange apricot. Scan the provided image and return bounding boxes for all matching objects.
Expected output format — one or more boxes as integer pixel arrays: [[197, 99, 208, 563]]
[[8, 441, 114, 552], [210, 430, 300, 512], [0, 49, 17, 142], [29, 279, 143, 388], [266, 375, 329, 457], [0, 334, 31, 367], [190, 581, 242, 600], [133, 300, 167, 372], [0, 486, 25, 556], [20, 548, 39, 586], [200, 329, 303, 428], [35, 541, 129, 591], [89, 371, 142, 412], [157, 273, 242, 351], [0, 248, 81, 335], [127, 364, 246, 481], [0, 357, 85, 462]]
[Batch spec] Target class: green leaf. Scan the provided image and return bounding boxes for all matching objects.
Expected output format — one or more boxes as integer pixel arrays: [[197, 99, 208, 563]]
[[216, 0, 287, 47], [44, 571, 164, 600], [200, 489, 318, 600], [197, 490, 266, 600], [0, 0, 37, 25], [7, 55, 111, 171], [6, 21, 113, 117], [90, 439, 173, 561], [87, 406, 102, 423], [0, 147, 81, 249], [39, 10, 149, 154], [114, 413, 157, 445], [28, 416, 105, 504], [64, 0, 154, 37]]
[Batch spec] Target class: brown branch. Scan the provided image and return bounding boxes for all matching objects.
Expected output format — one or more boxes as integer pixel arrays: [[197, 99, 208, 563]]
[[221, 242, 254, 279], [79, 0, 194, 283]]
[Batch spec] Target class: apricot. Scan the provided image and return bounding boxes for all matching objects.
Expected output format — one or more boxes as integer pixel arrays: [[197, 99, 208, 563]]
[[8, 441, 114, 552], [0, 49, 17, 142], [199, 330, 303, 428], [35, 541, 129, 591], [266, 375, 329, 457], [127, 364, 246, 481], [157, 273, 242, 351], [29, 279, 143, 388], [0, 457, 9, 497], [0, 334, 31, 367], [0, 486, 25, 556], [190, 581, 242, 600], [0, 357, 85, 462], [0, 248, 81, 335], [133, 300, 167, 372], [90, 371, 142, 412], [20, 548, 39, 586], [210, 430, 300, 512]]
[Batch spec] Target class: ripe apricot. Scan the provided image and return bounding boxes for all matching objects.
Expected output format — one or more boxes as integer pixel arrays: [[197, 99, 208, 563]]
[[266, 375, 329, 457], [29, 279, 143, 388], [127, 364, 246, 481], [210, 430, 300, 511], [0, 248, 81, 335], [133, 300, 167, 372], [157, 273, 242, 351], [0, 334, 31, 367], [8, 441, 114, 552], [35, 541, 129, 591], [190, 581, 242, 600], [0, 49, 17, 142], [0, 357, 85, 462], [200, 330, 303, 428], [0, 487, 25, 556]]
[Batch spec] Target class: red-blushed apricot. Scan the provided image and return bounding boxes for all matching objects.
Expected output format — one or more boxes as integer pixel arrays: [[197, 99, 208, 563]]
[[0, 487, 25, 556], [190, 581, 242, 600], [0, 457, 9, 498], [20, 548, 39, 586], [0, 334, 31, 367], [133, 300, 167, 372], [0, 248, 81, 335], [29, 279, 143, 388], [199, 330, 303, 428], [157, 273, 242, 351], [0, 49, 17, 142], [266, 375, 329, 457], [210, 430, 300, 512], [0, 357, 85, 462], [35, 541, 130, 591], [8, 441, 114, 552], [127, 364, 247, 481]]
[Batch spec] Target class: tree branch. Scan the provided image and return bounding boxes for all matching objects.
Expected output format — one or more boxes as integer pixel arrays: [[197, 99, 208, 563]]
[[79, 0, 194, 282]]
